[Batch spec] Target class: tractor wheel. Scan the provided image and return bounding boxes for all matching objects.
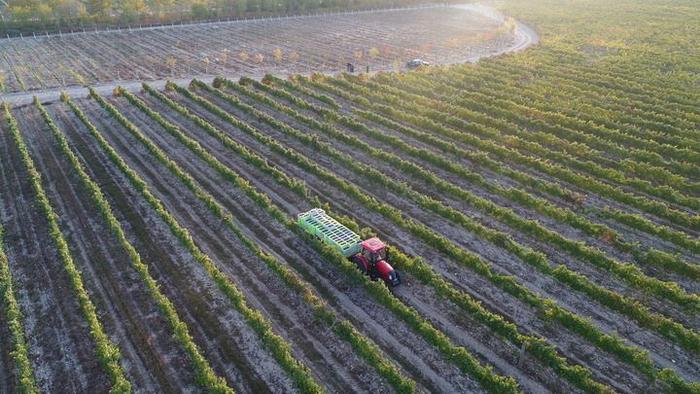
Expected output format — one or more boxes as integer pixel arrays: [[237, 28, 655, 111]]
[[352, 257, 367, 274]]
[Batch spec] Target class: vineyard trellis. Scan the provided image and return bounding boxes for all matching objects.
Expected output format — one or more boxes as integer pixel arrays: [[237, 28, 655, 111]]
[[0, 0, 698, 392]]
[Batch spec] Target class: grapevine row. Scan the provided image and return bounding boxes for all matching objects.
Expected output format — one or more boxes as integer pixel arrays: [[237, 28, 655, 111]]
[[534, 46, 700, 101], [85, 89, 324, 394], [415, 66, 700, 165], [441, 63, 700, 152], [220, 78, 700, 350], [292, 76, 700, 266], [148, 81, 524, 393], [146, 81, 622, 393], [301, 76, 699, 231], [174, 80, 695, 390], [38, 96, 236, 393], [332, 75, 700, 210], [272, 75, 700, 271], [373, 71, 700, 183], [4, 102, 133, 393], [483, 56, 700, 128], [519, 50, 700, 112], [369, 70, 696, 177], [120, 86, 417, 394], [487, 54, 700, 118], [485, 57, 700, 141], [284, 79, 700, 292], [159, 81, 532, 390], [269, 74, 700, 290], [0, 220, 38, 392]]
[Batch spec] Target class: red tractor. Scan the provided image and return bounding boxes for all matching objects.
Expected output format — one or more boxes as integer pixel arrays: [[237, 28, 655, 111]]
[[298, 209, 401, 287], [350, 237, 400, 286]]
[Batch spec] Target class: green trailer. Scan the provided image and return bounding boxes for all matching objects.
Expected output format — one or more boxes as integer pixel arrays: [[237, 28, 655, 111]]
[[297, 208, 362, 258], [297, 208, 401, 286]]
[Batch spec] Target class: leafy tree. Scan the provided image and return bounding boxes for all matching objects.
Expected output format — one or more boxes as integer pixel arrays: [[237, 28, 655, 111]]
[[3, 0, 438, 29], [5, 0, 42, 22], [235, 0, 247, 14], [190, 0, 209, 19], [261, 0, 278, 12], [49, 0, 86, 20], [86, 0, 111, 18], [246, 0, 260, 12], [146, 0, 174, 17], [116, 0, 146, 21]]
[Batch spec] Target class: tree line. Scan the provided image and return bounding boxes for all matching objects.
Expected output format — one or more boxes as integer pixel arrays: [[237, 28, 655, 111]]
[[0, 0, 454, 35]]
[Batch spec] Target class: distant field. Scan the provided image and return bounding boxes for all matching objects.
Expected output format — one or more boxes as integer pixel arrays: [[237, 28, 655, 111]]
[[0, 0, 698, 393], [0, 5, 514, 94]]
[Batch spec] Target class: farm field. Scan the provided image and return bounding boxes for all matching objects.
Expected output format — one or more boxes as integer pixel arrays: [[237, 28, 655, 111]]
[[0, 4, 518, 95], [1, 0, 699, 393]]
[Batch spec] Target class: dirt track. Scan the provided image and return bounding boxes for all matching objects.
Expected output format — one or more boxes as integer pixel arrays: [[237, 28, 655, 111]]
[[114, 90, 485, 392], [0, 109, 110, 392], [183, 82, 653, 392]]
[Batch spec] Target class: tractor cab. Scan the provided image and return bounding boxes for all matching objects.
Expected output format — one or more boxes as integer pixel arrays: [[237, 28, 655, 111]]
[[361, 237, 388, 264], [360, 237, 400, 287]]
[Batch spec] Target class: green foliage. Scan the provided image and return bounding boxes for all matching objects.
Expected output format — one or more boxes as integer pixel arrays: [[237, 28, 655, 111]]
[[301, 75, 700, 261], [86, 88, 322, 394], [3, 0, 449, 32], [392, 66, 699, 181], [5, 100, 132, 393], [0, 223, 38, 393], [313, 75, 699, 231], [200, 78, 700, 390], [153, 81, 520, 394], [127, 84, 416, 393], [227, 76, 700, 350], [53, 94, 233, 393]]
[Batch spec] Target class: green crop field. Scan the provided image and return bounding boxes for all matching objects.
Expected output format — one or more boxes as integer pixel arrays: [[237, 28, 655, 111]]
[[0, 0, 698, 393]]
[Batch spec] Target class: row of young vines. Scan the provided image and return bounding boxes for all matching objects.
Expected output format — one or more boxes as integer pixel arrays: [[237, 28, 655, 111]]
[[159, 79, 694, 391], [146, 81, 614, 392], [39, 96, 234, 393], [181, 78, 698, 391], [0, 221, 37, 392], [144, 82, 523, 393], [213, 77, 699, 353], [3, 102, 133, 393], [83, 89, 324, 394], [296, 75, 699, 255], [267, 75, 700, 277], [118, 86, 418, 394], [314, 75, 699, 230]]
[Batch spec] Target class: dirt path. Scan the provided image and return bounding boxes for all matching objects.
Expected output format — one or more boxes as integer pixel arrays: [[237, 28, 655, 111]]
[[123, 90, 496, 392], [0, 3, 538, 107], [172, 84, 664, 391], [39, 102, 204, 391], [71, 98, 298, 393], [0, 108, 111, 392], [149, 87, 633, 392]]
